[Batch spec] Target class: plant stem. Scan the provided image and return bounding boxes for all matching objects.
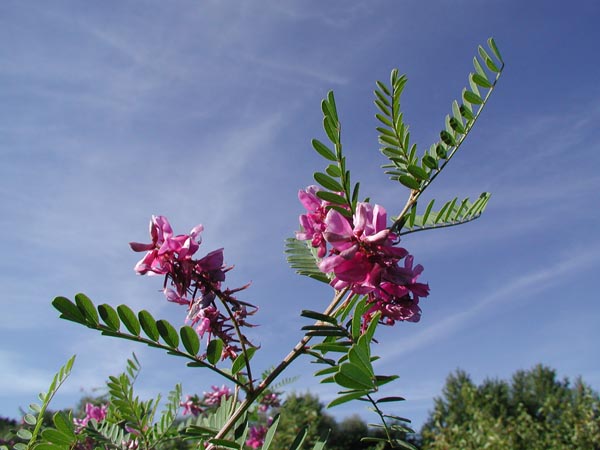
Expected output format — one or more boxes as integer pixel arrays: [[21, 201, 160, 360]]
[[205, 288, 349, 449]]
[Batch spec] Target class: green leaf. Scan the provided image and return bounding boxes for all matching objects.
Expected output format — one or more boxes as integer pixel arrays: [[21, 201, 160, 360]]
[[326, 91, 338, 121], [422, 155, 438, 170], [376, 396, 406, 403], [323, 116, 338, 143], [98, 304, 120, 331], [463, 90, 483, 105], [407, 164, 429, 180], [375, 374, 399, 387], [285, 237, 329, 284], [207, 438, 239, 449], [289, 426, 308, 450], [314, 172, 343, 192], [440, 130, 456, 146], [315, 190, 347, 205], [231, 347, 256, 375], [351, 300, 366, 340], [334, 363, 374, 390], [117, 305, 140, 335], [13, 443, 28, 450], [52, 296, 86, 324], [311, 343, 350, 354], [436, 144, 447, 159], [314, 366, 339, 377], [488, 37, 503, 63], [206, 339, 224, 365], [460, 103, 474, 120], [379, 134, 400, 147], [473, 56, 487, 78], [300, 310, 337, 324], [52, 411, 75, 438], [138, 310, 159, 341], [328, 391, 368, 408], [348, 345, 373, 376], [472, 73, 492, 88], [75, 293, 98, 325], [156, 319, 179, 348], [375, 113, 393, 128], [325, 164, 342, 177], [449, 117, 465, 134], [305, 329, 347, 338], [41, 429, 73, 446], [180, 325, 200, 355], [398, 175, 420, 190], [311, 139, 336, 161], [16, 429, 32, 440], [260, 414, 280, 450], [29, 403, 41, 413]]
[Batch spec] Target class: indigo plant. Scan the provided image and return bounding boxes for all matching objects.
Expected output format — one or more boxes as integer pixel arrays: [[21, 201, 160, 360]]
[[4, 38, 504, 450]]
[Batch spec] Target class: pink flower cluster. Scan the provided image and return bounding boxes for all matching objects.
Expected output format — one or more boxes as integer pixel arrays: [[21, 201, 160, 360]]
[[180, 394, 203, 416], [258, 392, 280, 412], [130, 216, 257, 358], [73, 403, 108, 430], [246, 425, 267, 449], [203, 384, 233, 406], [296, 186, 429, 327]]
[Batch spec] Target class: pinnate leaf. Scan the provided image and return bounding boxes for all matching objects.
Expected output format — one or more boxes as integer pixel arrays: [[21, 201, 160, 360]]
[[117, 304, 141, 335], [206, 338, 224, 365], [52, 297, 86, 324], [157, 319, 179, 348], [138, 310, 159, 341], [314, 172, 343, 192], [75, 293, 98, 325], [180, 325, 200, 355], [98, 304, 120, 331], [312, 139, 336, 161]]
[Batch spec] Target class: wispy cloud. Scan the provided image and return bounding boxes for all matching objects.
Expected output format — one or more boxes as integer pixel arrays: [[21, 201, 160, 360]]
[[377, 243, 600, 363]]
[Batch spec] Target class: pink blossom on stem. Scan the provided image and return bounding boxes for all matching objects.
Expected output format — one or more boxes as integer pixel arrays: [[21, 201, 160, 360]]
[[180, 395, 203, 416], [304, 199, 430, 329], [203, 385, 233, 406], [258, 392, 281, 412], [296, 186, 329, 257], [130, 216, 257, 358], [73, 403, 108, 430], [246, 425, 268, 449]]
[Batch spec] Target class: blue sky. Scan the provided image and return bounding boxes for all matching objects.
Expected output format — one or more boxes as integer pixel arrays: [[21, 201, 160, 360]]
[[1, 0, 599, 430]]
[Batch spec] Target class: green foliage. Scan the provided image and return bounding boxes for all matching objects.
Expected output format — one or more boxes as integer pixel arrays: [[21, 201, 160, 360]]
[[421, 365, 600, 450], [399, 193, 491, 236], [183, 396, 247, 449], [52, 295, 242, 387], [301, 301, 415, 449], [268, 393, 333, 450], [372, 38, 503, 232], [285, 238, 330, 284]]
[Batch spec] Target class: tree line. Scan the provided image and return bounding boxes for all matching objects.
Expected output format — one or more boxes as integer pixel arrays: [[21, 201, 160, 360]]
[[2, 364, 599, 449]]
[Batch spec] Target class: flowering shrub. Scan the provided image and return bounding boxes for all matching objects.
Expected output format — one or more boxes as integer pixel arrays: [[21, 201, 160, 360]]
[[6, 38, 504, 450]]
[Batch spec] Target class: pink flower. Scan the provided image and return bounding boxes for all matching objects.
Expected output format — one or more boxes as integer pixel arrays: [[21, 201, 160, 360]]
[[129, 216, 203, 275], [131, 216, 257, 358], [296, 186, 329, 257], [203, 385, 233, 406], [246, 425, 268, 449], [362, 255, 430, 328], [180, 395, 203, 416], [311, 201, 429, 329], [319, 202, 405, 293], [74, 403, 108, 430], [258, 392, 280, 412]]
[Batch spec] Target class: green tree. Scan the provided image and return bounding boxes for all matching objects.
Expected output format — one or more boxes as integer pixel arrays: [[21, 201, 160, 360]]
[[421, 365, 600, 450], [270, 392, 333, 449]]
